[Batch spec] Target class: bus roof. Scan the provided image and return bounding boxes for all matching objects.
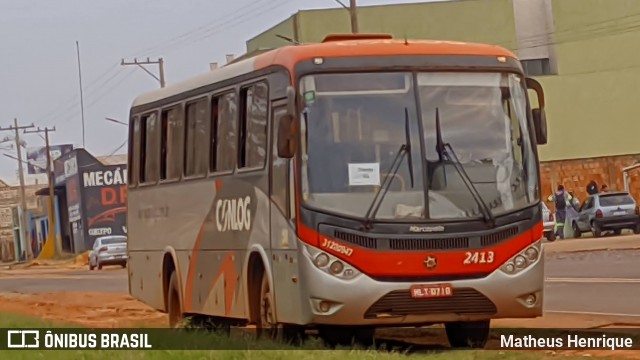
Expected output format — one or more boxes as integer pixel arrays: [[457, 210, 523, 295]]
[[131, 37, 517, 109]]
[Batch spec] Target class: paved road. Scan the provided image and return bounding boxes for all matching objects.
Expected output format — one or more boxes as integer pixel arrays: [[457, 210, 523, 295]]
[[0, 267, 128, 293], [0, 235, 639, 318]]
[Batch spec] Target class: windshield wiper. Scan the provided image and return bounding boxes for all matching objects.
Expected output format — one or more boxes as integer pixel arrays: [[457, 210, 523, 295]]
[[433, 108, 496, 227], [362, 108, 415, 230]]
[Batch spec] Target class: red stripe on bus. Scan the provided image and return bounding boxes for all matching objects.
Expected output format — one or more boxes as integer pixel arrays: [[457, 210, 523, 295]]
[[300, 222, 542, 277]]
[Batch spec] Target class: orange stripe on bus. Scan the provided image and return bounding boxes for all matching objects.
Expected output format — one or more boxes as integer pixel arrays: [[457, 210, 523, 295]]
[[253, 39, 517, 72], [206, 252, 238, 316]]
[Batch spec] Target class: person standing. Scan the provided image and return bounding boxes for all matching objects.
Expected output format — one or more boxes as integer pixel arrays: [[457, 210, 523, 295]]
[[601, 184, 609, 193], [547, 185, 573, 239], [587, 180, 598, 195]]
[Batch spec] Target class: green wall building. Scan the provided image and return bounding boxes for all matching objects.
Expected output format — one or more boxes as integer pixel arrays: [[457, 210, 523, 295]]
[[243, 0, 640, 167]]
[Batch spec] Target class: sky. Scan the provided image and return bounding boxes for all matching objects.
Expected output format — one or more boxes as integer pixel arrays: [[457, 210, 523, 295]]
[[0, 0, 438, 185]]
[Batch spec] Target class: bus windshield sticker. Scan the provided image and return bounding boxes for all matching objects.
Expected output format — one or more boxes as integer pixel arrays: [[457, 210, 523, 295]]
[[304, 91, 316, 104], [348, 163, 381, 186]]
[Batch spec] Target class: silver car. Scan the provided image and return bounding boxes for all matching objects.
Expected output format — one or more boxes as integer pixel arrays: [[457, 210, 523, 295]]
[[572, 191, 640, 238], [88, 235, 128, 270], [541, 202, 556, 241]]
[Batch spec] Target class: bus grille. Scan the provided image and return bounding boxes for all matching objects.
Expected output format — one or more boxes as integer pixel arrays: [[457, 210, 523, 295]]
[[389, 237, 468, 250], [364, 288, 497, 319], [333, 226, 518, 251], [480, 226, 518, 247], [333, 231, 377, 249]]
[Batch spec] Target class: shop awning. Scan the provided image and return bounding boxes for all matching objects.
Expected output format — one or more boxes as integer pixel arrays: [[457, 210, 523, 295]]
[[35, 187, 64, 196]]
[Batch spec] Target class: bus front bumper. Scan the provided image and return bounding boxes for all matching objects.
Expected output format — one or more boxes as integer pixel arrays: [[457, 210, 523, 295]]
[[298, 241, 544, 326]]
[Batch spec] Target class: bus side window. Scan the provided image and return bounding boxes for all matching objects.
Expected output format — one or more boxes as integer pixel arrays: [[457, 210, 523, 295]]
[[160, 107, 183, 181], [271, 106, 290, 218], [144, 112, 160, 184], [211, 92, 237, 173], [140, 112, 159, 184], [184, 98, 210, 177], [239, 81, 269, 169], [128, 116, 139, 186]]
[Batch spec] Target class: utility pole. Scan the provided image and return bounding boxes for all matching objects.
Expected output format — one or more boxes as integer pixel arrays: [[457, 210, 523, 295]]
[[0, 119, 35, 261], [349, 0, 359, 33], [76, 41, 86, 149], [335, 0, 359, 33], [24, 126, 58, 257], [121, 57, 166, 88]]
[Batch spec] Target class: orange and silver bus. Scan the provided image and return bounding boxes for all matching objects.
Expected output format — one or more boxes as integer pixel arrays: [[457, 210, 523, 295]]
[[126, 33, 549, 348]]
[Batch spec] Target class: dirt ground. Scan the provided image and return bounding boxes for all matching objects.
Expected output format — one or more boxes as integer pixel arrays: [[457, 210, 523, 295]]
[[0, 291, 168, 328]]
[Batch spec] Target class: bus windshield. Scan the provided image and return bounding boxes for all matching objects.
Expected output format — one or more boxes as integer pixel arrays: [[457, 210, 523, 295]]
[[299, 71, 539, 221]]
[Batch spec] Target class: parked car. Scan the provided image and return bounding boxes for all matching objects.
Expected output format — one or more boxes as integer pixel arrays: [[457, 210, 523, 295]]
[[541, 202, 556, 241], [88, 235, 128, 270], [572, 191, 640, 238]]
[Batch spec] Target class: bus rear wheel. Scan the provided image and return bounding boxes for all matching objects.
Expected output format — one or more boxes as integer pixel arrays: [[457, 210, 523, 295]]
[[256, 272, 305, 345], [167, 270, 183, 328], [445, 320, 490, 349]]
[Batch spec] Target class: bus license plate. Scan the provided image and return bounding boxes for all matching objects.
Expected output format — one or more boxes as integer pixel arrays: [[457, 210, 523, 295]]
[[410, 284, 454, 299]]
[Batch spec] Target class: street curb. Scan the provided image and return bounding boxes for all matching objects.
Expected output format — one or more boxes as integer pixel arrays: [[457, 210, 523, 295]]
[[544, 246, 640, 255]]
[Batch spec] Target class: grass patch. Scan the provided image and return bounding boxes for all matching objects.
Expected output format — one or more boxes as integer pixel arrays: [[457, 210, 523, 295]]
[[0, 312, 627, 359]]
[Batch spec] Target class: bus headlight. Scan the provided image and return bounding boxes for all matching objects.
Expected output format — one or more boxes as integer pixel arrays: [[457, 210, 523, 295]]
[[314, 253, 330, 267], [304, 245, 361, 280], [525, 247, 538, 261], [500, 240, 542, 275], [329, 261, 344, 275]]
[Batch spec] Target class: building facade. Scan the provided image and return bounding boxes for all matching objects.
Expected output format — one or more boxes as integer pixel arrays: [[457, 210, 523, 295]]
[[36, 149, 127, 255], [244, 0, 640, 205], [0, 181, 44, 262]]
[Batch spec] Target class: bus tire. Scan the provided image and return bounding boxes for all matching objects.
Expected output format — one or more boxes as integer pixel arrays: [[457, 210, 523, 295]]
[[445, 320, 490, 349], [318, 326, 375, 349], [167, 270, 183, 328], [185, 315, 231, 336], [256, 271, 305, 345]]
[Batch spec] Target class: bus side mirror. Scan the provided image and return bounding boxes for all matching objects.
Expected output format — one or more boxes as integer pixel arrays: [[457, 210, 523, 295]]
[[525, 77, 548, 145], [532, 108, 548, 145], [277, 86, 299, 158]]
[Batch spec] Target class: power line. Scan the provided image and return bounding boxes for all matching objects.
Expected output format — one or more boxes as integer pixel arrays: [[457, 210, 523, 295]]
[[130, 0, 275, 58], [55, 69, 137, 127], [140, 0, 292, 57], [34, 64, 121, 126]]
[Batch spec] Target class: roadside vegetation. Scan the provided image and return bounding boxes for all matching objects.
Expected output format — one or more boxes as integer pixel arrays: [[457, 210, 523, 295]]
[[0, 312, 627, 360]]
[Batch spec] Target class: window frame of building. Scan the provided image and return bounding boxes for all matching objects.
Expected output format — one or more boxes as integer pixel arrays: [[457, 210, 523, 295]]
[[184, 97, 210, 179], [160, 105, 184, 183], [209, 90, 238, 175], [238, 80, 269, 173], [522, 58, 553, 77]]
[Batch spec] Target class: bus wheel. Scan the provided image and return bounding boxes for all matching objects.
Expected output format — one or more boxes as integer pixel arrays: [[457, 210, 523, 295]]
[[186, 315, 231, 336], [318, 326, 375, 349], [444, 320, 490, 349], [256, 272, 305, 345], [167, 270, 183, 328]]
